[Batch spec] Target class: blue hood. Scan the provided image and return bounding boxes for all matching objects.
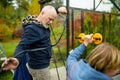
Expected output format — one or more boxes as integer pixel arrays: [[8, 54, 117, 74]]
[[22, 15, 41, 29]]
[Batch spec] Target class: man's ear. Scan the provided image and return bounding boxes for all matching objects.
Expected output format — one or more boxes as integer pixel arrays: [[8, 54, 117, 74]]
[[41, 11, 45, 15]]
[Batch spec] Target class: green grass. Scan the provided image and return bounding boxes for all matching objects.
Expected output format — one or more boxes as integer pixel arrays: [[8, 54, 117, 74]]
[[1, 39, 19, 57], [0, 39, 20, 80], [0, 70, 13, 80], [0, 60, 13, 80]]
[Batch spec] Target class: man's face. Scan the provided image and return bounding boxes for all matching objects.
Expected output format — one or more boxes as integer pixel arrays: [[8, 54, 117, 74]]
[[41, 11, 57, 25]]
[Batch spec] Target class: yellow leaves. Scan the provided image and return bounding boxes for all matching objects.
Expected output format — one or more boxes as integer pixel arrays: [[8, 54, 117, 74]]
[[28, 0, 41, 15], [0, 24, 13, 41], [0, 18, 4, 24]]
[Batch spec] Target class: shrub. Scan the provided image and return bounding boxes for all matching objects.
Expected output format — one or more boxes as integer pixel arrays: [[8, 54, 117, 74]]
[[0, 24, 12, 41]]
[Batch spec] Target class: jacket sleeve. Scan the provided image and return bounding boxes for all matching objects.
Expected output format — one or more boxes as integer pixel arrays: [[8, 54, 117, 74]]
[[14, 25, 41, 63], [66, 43, 86, 72]]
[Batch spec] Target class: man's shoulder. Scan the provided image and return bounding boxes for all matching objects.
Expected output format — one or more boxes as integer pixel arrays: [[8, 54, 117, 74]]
[[24, 23, 43, 29]]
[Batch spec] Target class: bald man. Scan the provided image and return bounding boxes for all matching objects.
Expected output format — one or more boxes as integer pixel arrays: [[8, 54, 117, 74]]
[[2, 5, 67, 80]]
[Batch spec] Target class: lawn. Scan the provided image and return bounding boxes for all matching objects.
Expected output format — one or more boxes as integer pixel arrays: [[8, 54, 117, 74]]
[[1, 39, 20, 57], [0, 39, 20, 80], [0, 70, 13, 80]]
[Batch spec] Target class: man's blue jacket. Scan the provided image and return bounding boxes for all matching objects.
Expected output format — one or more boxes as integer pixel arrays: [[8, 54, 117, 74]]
[[13, 54, 32, 80]]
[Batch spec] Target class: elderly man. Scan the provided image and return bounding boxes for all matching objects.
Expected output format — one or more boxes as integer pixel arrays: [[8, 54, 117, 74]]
[[2, 5, 67, 80]]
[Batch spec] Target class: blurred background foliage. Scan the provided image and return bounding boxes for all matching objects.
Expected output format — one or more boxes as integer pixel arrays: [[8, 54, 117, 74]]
[[0, 0, 120, 80]]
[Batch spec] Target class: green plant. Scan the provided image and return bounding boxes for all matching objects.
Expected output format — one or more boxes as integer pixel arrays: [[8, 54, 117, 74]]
[[0, 24, 13, 41]]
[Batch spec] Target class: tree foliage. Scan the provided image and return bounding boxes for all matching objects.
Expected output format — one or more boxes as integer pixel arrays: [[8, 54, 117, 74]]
[[16, 0, 30, 10], [0, 0, 13, 8], [28, 0, 40, 15], [0, 24, 12, 41], [47, 0, 63, 6]]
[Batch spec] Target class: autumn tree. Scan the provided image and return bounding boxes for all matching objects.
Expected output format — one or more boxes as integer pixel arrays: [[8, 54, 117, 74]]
[[28, 0, 40, 15]]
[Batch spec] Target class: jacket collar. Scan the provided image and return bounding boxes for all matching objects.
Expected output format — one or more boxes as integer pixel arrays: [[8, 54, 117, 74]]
[[22, 15, 49, 29]]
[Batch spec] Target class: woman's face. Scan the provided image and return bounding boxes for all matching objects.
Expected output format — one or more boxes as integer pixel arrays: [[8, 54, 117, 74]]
[[105, 69, 120, 77]]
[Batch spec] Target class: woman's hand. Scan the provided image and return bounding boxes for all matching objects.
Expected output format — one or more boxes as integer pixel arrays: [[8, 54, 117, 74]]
[[83, 34, 93, 46]]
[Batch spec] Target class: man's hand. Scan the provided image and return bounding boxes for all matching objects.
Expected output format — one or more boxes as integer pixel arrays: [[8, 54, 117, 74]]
[[1, 57, 19, 70], [58, 7, 67, 15]]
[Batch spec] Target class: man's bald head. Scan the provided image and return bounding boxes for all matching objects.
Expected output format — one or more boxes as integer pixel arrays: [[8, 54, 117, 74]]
[[41, 5, 57, 15], [37, 5, 57, 25]]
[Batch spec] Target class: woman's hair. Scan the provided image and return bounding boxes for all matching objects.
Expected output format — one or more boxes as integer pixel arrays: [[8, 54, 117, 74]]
[[87, 42, 120, 72]]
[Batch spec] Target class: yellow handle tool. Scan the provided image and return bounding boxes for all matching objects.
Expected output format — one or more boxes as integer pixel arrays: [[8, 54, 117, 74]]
[[76, 33, 103, 44]]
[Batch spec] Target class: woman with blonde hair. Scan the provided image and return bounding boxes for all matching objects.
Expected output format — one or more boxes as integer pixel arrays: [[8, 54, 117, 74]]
[[67, 34, 120, 80]]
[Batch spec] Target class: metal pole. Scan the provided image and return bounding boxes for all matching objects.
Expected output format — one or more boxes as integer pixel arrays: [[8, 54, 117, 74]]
[[66, 0, 70, 57], [93, 0, 95, 10], [81, 11, 84, 33], [108, 14, 111, 43], [71, 9, 75, 49], [69, 7, 120, 16], [102, 14, 105, 41]]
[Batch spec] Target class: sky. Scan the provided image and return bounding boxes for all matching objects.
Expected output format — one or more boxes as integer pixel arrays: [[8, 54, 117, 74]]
[[63, 0, 113, 12]]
